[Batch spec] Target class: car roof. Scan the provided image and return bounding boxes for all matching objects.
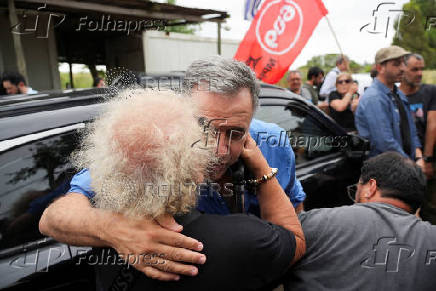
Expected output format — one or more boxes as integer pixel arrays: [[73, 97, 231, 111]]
[[0, 82, 339, 143], [0, 103, 104, 141], [0, 88, 106, 118]]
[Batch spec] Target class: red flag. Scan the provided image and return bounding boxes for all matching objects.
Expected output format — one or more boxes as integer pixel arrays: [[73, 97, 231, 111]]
[[235, 0, 328, 84]]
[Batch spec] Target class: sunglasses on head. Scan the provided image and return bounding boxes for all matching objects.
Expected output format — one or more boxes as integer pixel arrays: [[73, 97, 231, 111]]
[[337, 79, 352, 85]]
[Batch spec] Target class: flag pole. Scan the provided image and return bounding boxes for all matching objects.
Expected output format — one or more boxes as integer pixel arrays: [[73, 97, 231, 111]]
[[325, 15, 344, 56]]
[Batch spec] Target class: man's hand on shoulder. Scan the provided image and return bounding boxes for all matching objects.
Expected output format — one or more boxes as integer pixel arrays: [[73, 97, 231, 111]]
[[106, 213, 206, 281], [39, 193, 206, 281]]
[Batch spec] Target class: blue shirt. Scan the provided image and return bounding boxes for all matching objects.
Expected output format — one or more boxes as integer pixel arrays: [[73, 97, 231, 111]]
[[69, 118, 305, 216], [355, 78, 421, 159], [27, 180, 71, 215]]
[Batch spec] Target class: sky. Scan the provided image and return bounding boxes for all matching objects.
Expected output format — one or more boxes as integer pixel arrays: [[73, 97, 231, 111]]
[[172, 0, 411, 68], [60, 0, 411, 73]]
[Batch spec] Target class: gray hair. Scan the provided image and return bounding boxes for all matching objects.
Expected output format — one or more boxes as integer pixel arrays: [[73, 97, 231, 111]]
[[287, 70, 302, 80], [182, 56, 260, 111], [404, 53, 424, 65], [336, 55, 349, 65]]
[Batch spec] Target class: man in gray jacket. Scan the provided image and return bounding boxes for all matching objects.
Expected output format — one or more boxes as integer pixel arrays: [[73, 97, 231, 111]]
[[286, 151, 436, 291]]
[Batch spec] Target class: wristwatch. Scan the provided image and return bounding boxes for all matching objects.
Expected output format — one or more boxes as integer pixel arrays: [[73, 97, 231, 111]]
[[423, 156, 435, 163]]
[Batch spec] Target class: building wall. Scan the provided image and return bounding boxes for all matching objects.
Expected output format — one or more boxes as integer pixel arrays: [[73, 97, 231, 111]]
[[143, 31, 240, 74], [0, 12, 60, 91], [105, 34, 145, 73], [1, 13, 237, 89]]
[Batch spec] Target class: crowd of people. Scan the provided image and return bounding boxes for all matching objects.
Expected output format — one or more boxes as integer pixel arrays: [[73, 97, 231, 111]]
[[289, 46, 436, 225], [34, 54, 436, 290]]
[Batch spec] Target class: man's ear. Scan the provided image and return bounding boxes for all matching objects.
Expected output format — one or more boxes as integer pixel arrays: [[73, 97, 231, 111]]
[[375, 63, 383, 75], [367, 178, 378, 198], [18, 82, 26, 92]]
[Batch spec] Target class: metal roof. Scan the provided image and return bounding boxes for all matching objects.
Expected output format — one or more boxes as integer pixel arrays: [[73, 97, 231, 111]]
[[4, 0, 229, 24]]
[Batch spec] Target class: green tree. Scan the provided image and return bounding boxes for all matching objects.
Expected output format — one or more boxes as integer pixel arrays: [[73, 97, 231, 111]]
[[164, 0, 200, 34], [276, 54, 368, 88], [300, 54, 365, 74], [393, 0, 436, 69]]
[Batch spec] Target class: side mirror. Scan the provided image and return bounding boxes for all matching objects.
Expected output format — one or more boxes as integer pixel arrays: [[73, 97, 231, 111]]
[[345, 133, 369, 159]]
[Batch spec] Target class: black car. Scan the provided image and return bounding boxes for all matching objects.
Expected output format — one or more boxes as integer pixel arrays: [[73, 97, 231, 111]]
[[255, 85, 368, 210], [0, 84, 368, 290]]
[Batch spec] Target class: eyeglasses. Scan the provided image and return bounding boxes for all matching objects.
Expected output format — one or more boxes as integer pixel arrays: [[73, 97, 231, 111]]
[[346, 183, 358, 203], [337, 79, 352, 85]]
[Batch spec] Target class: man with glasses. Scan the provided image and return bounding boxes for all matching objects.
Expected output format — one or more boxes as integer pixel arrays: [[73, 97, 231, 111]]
[[355, 46, 424, 168], [285, 151, 436, 291], [40, 56, 306, 281]]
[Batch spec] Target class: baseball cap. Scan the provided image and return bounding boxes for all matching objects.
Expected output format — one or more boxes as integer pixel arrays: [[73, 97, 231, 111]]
[[375, 45, 410, 64]]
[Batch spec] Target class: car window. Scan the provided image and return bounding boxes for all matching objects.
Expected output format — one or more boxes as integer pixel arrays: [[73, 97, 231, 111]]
[[255, 105, 346, 164], [0, 131, 80, 251]]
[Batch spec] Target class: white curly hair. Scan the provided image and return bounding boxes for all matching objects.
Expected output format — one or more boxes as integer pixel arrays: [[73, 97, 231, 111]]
[[71, 88, 217, 218]]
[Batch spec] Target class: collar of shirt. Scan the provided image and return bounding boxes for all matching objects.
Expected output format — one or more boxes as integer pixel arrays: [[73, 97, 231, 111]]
[[373, 78, 409, 104], [373, 78, 392, 96], [26, 87, 38, 94]]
